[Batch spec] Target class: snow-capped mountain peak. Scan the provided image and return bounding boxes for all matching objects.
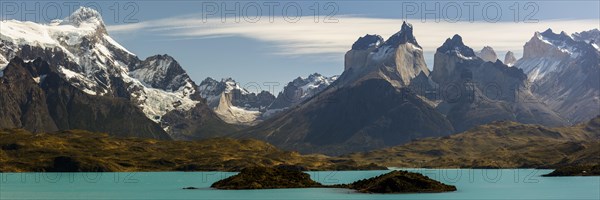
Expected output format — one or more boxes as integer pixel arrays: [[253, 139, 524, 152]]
[[529, 29, 595, 59], [197, 73, 338, 124], [268, 73, 338, 111], [572, 29, 600, 50], [222, 78, 249, 94], [291, 73, 338, 97], [0, 7, 203, 131], [515, 28, 600, 123], [60, 7, 105, 31], [343, 21, 430, 88], [129, 54, 195, 93]]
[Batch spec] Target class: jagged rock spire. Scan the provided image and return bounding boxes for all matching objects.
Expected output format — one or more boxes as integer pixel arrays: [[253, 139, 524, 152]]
[[381, 21, 421, 48], [476, 46, 498, 62], [504, 51, 517, 66], [437, 34, 476, 57]]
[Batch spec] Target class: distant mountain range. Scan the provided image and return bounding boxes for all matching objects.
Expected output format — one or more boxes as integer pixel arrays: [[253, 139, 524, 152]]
[[197, 73, 337, 125], [515, 29, 600, 123], [239, 22, 592, 155], [0, 8, 598, 156], [239, 22, 455, 155], [430, 34, 566, 132]]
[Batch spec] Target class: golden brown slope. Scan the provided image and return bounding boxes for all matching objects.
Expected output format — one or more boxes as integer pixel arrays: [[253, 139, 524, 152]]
[[0, 129, 384, 172], [346, 117, 600, 168]]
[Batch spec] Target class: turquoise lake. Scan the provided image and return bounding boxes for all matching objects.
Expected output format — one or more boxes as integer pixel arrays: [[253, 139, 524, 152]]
[[1, 169, 598, 199]]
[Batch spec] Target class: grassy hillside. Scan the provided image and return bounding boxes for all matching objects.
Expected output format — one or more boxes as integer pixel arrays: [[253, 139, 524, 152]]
[[0, 129, 383, 172], [346, 117, 600, 168]]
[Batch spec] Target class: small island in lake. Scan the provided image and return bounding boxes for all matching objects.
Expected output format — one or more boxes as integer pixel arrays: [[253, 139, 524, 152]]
[[207, 167, 456, 193], [544, 165, 600, 176], [341, 170, 457, 193], [210, 166, 323, 189]]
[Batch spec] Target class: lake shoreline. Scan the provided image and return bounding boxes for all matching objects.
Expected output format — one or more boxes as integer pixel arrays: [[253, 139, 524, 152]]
[[2, 169, 598, 200]]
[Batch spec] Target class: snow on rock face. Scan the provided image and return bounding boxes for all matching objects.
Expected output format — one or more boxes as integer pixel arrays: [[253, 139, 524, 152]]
[[198, 73, 337, 124], [343, 21, 429, 88], [0, 7, 200, 126], [429, 33, 567, 131], [436, 34, 477, 59], [128, 79, 199, 123], [268, 73, 338, 110], [517, 58, 562, 82], [0, 16, 118, 96], [60, 7, 106, 34], [476, 46, 498, 62], [351, 34, 384, 50], [345, 34, 383, 71], [515, 28, 600, 123], [522, 30, 572, 59], [198, 77, 276, 125], [0, 54, 7, 77], [198, 77, 224, 106], [518, 29, 598, 82], [198, 77, 252, 107], [1, 20, 94, 49], [130, 54, 195, 93], [223, 78, 250, 94], [296, 73, 338, 98], [130, 55, 176, 88], [572, 29, 600, 49], [380, 21, 421, 49]]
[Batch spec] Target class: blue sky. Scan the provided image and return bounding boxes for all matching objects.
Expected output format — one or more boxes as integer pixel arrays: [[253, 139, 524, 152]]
[[2, 1, 599, 94]]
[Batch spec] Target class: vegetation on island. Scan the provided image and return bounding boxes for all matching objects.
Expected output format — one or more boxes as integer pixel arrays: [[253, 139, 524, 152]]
[[208, 167, 456, 193], [210, 166, 323, 189], [341, 170, 457, 193], [543, 165, 600, 176]]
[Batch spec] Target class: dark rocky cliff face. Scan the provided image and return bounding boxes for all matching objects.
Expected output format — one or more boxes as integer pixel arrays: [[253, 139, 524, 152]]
[[241, 72, 454, 156], [431, 34, 567, 132], [0, 57, 170, 139], [0, 58, 57, 132]]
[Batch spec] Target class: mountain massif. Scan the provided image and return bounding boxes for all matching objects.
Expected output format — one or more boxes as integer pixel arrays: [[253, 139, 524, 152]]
[[514, 29, 600, 123], [0, 7, 235, 140], [430, 34, 566, 132], [1, 7, 598, 158], [197, 73, 337, 125], [238, 22, 455, 155], [235, 22, 593, 155], [0, 57, 169, 139]]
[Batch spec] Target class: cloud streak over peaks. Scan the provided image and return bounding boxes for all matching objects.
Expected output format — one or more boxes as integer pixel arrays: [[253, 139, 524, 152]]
[[107, 16, 599, 59]]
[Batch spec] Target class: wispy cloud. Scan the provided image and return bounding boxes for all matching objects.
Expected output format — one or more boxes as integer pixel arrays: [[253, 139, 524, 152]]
[[107, 16, 599, 58]]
